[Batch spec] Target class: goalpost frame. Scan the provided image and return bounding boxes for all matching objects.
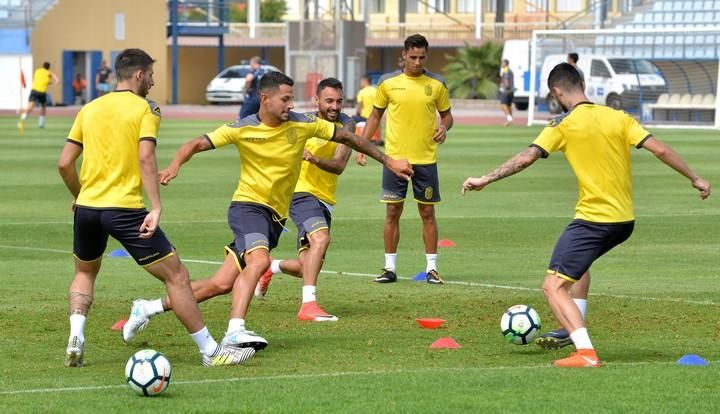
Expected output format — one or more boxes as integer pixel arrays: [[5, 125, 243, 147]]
[[527, 26, 720, 129]]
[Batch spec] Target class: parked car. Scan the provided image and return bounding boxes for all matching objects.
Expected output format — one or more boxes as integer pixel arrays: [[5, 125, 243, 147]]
[[540, 54, 666, 113], [205, 64, 281, 104]]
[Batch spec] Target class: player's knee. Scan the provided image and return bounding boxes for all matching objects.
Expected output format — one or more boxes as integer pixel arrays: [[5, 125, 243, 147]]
[[542, 275, 563, 298], [311, 231, 330, 250]]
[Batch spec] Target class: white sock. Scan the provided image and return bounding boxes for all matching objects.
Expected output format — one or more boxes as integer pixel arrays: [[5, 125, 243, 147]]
[[302, 285, 317, 304], [573, 299, 588, 320], [569, 327, 594, 350], [384, 253, 397, 272], [190, 326, 218, 356], [270, 259, 282, 274], [20, 112, 27, 120], [227, 318, 245, 333], [425, 254, 438, 273], [69, 314, 86, 343], [38, 115, 45, 126], [145, 299, 165, 317], [506, 114, 513, 121]]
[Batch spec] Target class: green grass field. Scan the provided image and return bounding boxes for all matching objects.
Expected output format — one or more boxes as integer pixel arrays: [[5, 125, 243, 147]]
[[1, 115, 719, 412]]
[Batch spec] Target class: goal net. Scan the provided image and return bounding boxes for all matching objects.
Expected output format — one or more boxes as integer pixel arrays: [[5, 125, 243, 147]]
[[527, 27, 720, 129]]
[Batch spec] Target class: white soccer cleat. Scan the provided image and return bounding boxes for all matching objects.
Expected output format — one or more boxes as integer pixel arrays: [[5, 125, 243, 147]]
[[202, 345, 255, 367], [64, 336, 84, 368], [221, 327, 268, 351], [123, 299, 150, 343]]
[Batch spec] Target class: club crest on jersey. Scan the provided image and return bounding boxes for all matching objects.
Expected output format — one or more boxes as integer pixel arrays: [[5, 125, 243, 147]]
[[424, 186, 434, 200], [287, 127, 298, 144], [424, 85, 432, 96]]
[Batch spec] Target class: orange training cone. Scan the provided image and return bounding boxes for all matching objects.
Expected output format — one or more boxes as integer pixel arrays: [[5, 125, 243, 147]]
[[437, 239, 456, 248], [430, 337, 461, 349]]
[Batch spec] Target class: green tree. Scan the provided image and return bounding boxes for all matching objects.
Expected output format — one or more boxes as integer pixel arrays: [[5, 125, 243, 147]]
[[230, 0, 287, 23], [443, 42, 503, 99]]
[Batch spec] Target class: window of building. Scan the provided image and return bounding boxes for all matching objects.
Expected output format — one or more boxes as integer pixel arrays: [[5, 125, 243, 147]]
[[526, 0, 547, 13], [406, 0, 419, 13], [556, 0, 583, 12], [369, 0, 385, 13], [428, 0, 450, 13], [486, 0, 513, 13], [457, 0, 476, 13]]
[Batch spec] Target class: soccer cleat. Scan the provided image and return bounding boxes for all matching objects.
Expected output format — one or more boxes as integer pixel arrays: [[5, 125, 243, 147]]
[[297, 301, 339, 322], [202, 345, 255, 367], [254, 265, 274, 299], [123, 299, 150, 343], [553, 349, 601, 368], [374, 269, 397, 283], [504, 120, 512, 127], [17, 120, 24, 134], [221, 327, 268, 351], [425, 269, 444, 285], [535, 328, 573, 350], [64, 336, 84, 368]]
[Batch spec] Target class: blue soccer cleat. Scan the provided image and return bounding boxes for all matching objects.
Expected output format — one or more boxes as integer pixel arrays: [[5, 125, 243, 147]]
[[535, 328, 573, 350]]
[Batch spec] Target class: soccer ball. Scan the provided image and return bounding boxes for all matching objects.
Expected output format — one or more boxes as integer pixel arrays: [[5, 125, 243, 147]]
[[125, 349, 171, 397], [500, 304, 542, 345]]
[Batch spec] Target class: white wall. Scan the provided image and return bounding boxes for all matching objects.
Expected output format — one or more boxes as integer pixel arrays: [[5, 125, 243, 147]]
[[0, 54, 33, 110]]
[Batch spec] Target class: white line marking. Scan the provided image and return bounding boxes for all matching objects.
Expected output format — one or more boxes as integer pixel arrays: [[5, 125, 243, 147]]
[[0, 360, 707, 396], [0, 245, 717, 306]]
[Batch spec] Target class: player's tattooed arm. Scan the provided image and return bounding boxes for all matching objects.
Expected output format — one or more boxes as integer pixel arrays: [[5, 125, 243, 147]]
[[461, 146, 542, 194]]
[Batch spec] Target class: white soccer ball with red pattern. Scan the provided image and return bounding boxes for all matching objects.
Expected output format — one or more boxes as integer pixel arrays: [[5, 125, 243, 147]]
[[125, 349, 171, 396]]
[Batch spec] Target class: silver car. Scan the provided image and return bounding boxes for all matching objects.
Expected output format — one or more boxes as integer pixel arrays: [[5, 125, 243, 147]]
[[205, 64, 280, 104]]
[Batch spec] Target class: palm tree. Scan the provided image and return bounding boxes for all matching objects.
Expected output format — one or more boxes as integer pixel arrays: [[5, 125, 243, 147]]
[[444, 42, 503, 99]]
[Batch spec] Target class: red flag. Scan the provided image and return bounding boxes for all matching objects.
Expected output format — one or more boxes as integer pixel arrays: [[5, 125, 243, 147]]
[[20, 70, 26, 89]]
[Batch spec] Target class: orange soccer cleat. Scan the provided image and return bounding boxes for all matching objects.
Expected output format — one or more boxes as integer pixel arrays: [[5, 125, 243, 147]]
[[553, 349, 601, 368]]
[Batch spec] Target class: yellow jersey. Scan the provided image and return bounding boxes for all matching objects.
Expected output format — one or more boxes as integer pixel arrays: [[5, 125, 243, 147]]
[[532, 103, 651, 223], [356, 85, 377, 119], [32, 68, 51, 93], [294, 112, 354, 205], [67, 90, 162, 209], [374, 70, 451, 164], [206, 112, 337, 218]]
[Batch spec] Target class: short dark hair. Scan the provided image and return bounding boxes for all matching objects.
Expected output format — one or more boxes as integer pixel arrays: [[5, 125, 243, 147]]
[[360, 74, 371, 83], [568, 53, 579, 64], [547, 63, 584, 92], [43, 62, 50, 70], [115, 49, 155, 81], [404, 33, 429, 51], [317, 77, 343, 95], [259, 71, 294, 93], [502, 59, 509, 65]]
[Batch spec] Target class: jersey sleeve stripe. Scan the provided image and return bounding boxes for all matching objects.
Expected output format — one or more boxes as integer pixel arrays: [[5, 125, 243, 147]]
[[636, 134, 652, 149], [139, 137, 157, 144], [66, 138, 83, 147], [529, 144, 549, 158], [203, 134, 215, 149]]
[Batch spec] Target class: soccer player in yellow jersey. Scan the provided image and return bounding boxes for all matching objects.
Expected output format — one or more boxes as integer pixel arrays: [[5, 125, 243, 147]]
[[357, 34, 454, 285], [18, 61, 58, 132], [57, 48, 254, 368], [254, 77, 354, 322], [461, 63, 711, 368], [123, 71, 412, 350], [355, 74, 376, 122]]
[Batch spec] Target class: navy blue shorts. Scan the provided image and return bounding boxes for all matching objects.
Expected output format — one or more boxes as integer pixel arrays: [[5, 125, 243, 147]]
[[381, 163, 441, 204], [499, 92, 514, 105], [73, 207, 174, 267], [29, 90, 47, 105], [289, 192, 332, 252], [548, 219, 634, 281], [225, 202, 286, 270]]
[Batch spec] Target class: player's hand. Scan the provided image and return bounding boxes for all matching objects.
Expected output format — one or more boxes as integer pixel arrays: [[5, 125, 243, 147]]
[[461, 177, 491, 195], [355, 153, 367, 166], [385, 158, 413, 181], [139, 209, 160, 239], [303, 149, 318, 164], [692, 177, 711, 200], [158, 167, 178, 186], [70, 198, 77, 212], [432, 125, 448, 144]]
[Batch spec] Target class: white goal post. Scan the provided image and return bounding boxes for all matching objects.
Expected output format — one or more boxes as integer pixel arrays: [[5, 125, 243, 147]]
[[527, 27, 720, 129]]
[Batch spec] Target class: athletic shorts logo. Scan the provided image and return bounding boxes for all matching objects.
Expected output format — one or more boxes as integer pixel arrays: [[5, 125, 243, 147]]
[[424, 186, 433, 200], [424, 85, 432, 96], [287, 127, 297, 144]]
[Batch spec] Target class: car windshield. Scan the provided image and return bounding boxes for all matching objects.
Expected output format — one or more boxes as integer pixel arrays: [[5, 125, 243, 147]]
[[608, 59, 656, 75], [219, 67, 250, 79]]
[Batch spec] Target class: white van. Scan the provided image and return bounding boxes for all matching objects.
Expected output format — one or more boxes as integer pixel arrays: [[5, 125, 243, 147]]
[[501, 39, 532, 110], [539, 54, 666, 113]]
